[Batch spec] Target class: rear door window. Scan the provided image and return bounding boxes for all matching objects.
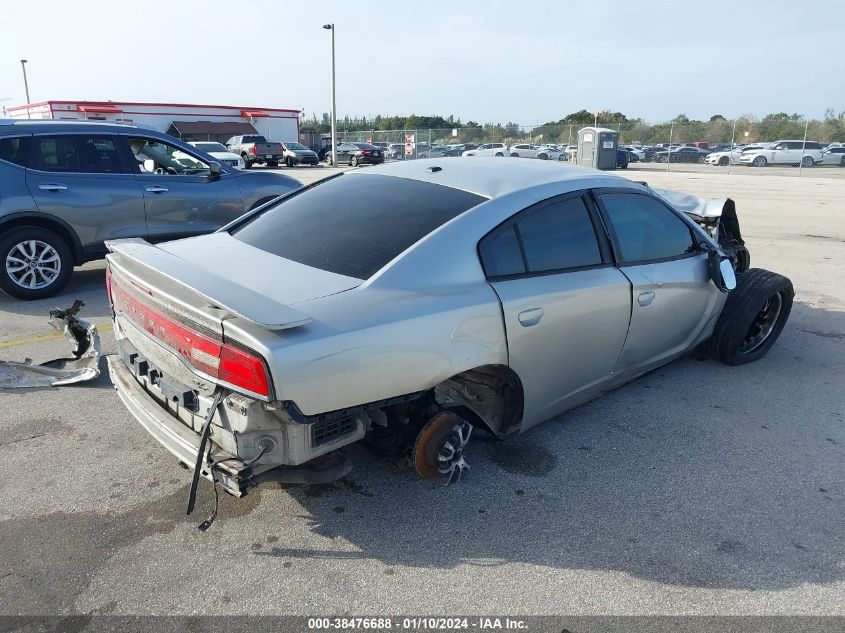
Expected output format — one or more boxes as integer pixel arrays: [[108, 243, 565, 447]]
[[232, 174, 486, 279], [30, 135, 124, 173], [478, 194, 604, 279]]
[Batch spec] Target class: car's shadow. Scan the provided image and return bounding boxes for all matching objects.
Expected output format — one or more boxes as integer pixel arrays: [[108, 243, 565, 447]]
[[251, 300, 844, 592]]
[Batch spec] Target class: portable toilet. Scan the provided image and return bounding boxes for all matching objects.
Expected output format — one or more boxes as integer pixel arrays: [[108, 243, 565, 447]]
[[577, 127, 619, 170]]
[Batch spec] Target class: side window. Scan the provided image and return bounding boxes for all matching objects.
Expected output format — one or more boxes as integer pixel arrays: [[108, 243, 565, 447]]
[[478, 226, 525, 277], [0, 137, 28, 167], [479, 195, 603, 278], [600, 193, 696, 263], [78, 137, 124, 173], [517, 197, 603, 272], [128, 137, 210, 175], [32, 136, 79, 172]]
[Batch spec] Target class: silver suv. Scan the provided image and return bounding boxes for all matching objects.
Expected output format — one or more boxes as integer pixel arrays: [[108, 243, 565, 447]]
[[0, 120, 300, 300]]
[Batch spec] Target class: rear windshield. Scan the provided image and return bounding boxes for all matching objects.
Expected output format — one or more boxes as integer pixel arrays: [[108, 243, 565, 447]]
[[242, 135, 267, 143], [231, 174, 486, 279]]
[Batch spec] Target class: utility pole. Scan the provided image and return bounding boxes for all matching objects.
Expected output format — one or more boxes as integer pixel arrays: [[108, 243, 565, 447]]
[[20, 59, 31, 118], [322, 24, 337, 167]]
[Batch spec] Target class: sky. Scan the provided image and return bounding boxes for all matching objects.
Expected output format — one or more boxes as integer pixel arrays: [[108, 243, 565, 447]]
[[1, 0, 843, 125]]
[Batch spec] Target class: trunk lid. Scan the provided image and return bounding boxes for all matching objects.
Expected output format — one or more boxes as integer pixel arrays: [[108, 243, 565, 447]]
[[106, 232, 361, 331]]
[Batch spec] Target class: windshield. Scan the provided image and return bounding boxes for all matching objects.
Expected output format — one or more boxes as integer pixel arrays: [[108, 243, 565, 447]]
[[285, 142, 309, 151], [193, 142, 228, 153], [231, 174, 486, 279]]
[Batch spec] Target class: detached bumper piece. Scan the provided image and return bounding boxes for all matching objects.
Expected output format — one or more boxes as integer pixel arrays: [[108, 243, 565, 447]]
[[107, 354, 352, 498], [0, 300, 101, 389]]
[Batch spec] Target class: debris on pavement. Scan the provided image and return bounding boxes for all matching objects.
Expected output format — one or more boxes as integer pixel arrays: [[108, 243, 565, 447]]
[[0, 300, 101, 389]]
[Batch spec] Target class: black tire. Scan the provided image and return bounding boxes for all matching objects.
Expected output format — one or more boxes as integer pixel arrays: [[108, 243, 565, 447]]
[[801, 156, 814, 168], [619, 162, 628, 169], [266, 161, 279, 168], [350, 156, 358, 167], [708, 268, 794, 366], [0, 226, 74, 300], [495, 152, 504, 157], [752, 156, 767, 167], [241, 154, 252, 169], [285, 157, 294, 168], [718, 156, 729, 166], [511, 153, 519, 158], [539, 153, 549, 160]]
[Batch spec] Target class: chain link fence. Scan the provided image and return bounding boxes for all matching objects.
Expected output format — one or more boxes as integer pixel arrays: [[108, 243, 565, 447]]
[[305, 112, 845, 177]]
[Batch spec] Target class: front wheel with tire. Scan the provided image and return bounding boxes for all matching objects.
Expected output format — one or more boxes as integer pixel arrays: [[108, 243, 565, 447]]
[[801, 156, 814, 167], [718, 156, 729, 166], [510, 153, 519, 158], [0, 226, 74, 300], [752, 156, 767, 167], [495, 152, 504, 157], [350, 156, 359, 167], [708, 268, 794, 365]]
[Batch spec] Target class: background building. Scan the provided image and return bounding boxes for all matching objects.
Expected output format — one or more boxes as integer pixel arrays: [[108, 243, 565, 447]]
[[5, 100, 301, 144]]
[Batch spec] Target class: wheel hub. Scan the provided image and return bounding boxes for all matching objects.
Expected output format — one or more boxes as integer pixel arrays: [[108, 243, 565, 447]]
[[413, 412, 473, 485], [5, 240, 62, 290]]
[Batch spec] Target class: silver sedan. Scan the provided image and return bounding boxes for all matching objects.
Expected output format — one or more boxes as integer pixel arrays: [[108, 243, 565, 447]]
[[105, 159, 793, 505]]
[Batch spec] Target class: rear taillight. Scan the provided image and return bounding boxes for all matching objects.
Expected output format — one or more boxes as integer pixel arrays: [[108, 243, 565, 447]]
[[361, 150, 372, 155], [250, 145, 257, 154], [105, 266, 113, 306], [111, 275, 271, 398]]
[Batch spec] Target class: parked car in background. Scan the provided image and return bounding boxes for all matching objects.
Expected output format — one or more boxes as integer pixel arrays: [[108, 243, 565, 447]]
[[508, 144, 566, 160], [188, 142, 244, 169], [385, 143, 405, 160], [443, 143, 478, 157], [819, 146, 845, 166], [462, 143, 508, 157], [625, 146, 645, 161], [326, 142, 385, 166], [225, 135, 284, 169], [616, 148, 630, 169], [739, 140, 824, 167], [705, 144, 767, 166], [0, 120, 300, 299], [104, 158, 791, 495], [281, 142, 320, 167], [653, 146, 709, 163]]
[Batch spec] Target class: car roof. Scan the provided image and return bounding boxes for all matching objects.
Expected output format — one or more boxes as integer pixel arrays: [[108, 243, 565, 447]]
[[350, 157, 630, 199], [0, 118, 167, 138]]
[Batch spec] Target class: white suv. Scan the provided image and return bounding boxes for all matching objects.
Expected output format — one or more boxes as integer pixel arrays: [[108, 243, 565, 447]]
[[462, 143, 508, 157], [739, 140, 824, 167]]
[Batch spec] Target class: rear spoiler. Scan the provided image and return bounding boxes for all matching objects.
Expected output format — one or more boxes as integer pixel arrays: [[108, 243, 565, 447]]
[[105, 238, 312, 331]]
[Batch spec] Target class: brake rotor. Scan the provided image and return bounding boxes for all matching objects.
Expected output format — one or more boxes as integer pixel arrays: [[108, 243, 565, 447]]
[[413, 411, 473, 485]]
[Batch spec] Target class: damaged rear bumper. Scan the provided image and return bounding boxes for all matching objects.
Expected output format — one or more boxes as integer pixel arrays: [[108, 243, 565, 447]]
[[107, 356, 353, 496]]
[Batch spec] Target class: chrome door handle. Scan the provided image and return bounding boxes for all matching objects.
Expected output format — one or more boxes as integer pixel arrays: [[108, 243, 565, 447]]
[[518, 307, 544, 327], [638, 291, 656, 307], [38, 183, 67, 192], [145, 185, 169, 194]]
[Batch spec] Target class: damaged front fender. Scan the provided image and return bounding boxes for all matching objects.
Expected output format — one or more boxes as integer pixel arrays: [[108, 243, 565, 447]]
[[0, 300, 101, 389]]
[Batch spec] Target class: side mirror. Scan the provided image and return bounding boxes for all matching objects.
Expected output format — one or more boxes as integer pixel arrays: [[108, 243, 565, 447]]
[[707, 247, 736, 292], [209, 161, 222, 177]]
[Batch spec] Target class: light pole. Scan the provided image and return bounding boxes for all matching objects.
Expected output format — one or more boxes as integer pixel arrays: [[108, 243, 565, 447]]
[[323, 24, 337, 167], [20, 60, 31, 118]]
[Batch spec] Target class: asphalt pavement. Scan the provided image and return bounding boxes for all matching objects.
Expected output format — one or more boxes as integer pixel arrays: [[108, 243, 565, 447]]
[[0, 165, 842, 616]]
